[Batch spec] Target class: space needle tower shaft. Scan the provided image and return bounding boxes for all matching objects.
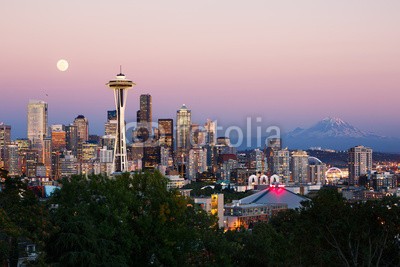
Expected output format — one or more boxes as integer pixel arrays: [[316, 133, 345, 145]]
[[106, 70, 135, 173]]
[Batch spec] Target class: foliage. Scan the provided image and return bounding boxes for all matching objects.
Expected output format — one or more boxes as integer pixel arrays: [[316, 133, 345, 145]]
[[1, 170, 400, 266], [0, 175, 50, 267], [45, 172, 227, 266], [182, 181, 253, 203]]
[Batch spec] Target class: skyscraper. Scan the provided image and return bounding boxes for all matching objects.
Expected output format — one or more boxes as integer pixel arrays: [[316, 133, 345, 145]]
[[139, 94, 152, 123], [65, 125, 78, 156], [272, 148, 290, 183], [43, 138, 52, 177], [176, 104, 191, 158], [266, 138, 282, 173], [158, 119, 174, 150], [5, 144, 19, 176], [187, 147, 207, 180], [204, 119, 216, 146], [308, 159, 326, 185], [348, 145, 372, 185], [73, 115, 89, 144], [27, 100, 48, 143], [51, 125, 66, 152], [107, 110, 117, 121], [105, 110, 118, 137], [291, 150, 309, 184], [135, 94, 152, 143], [0, 123, 11, 167], [73, 115, 89, 161], [106, 71, 135, 173]]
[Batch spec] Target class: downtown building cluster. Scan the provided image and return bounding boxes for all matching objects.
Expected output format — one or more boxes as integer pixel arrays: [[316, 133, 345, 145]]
[[1, 94, 396, 193]]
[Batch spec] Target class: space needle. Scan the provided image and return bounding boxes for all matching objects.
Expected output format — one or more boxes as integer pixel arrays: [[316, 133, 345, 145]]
[[106, 69, 135, 173]]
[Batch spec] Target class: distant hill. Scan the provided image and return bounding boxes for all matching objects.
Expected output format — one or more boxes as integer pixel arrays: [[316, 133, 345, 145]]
[[282, 117, 400, 153]]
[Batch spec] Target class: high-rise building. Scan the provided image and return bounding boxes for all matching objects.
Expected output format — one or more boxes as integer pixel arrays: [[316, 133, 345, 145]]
[[308, 159, 326, 185], [135, 94, 152, 143], [43, 138, 52, 177], [160, 146, 173, 168], [176, 104, 191, 159], [106, 71, 135, 172], [101, 135, 115, 151], [73, 115, 89, 161], [190, 124, 206, 147], [291, 150, 309, 184], [27, 100, 48, 143], [15, 139, 31, 175], [52, 151, 62, 180], [272, 148, 290, 183], [60, 151, 78, 177], [107, 110, 117, 121], [99, 146, 113, 163], [348, 145, 373, 185], [81, 143, 98, 162], [158, 119, 174, 150], [187, 147, 207, 180], [105, 110, 117, 137], [65, 125, 78, 156], [266, 139, 281, 173], [0, 123, 11, 167], [204, 119, 217, 146], [250, 149, 266, 172], [139, 94, 152, 123], [73, 115, 89, 144], [105, 120, 117, 136], [25, 150, 38, 178], [5, 144, 19, 176], [142, 146, 160, 170], [51, 125, 66, 152]]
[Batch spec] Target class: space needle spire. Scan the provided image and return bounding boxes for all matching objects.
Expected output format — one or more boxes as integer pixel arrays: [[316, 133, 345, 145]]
[[106, 69, 135, 173]]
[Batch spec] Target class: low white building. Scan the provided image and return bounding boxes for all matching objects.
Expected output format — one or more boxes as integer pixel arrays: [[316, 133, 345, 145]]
[[166, 175, 187, 190]]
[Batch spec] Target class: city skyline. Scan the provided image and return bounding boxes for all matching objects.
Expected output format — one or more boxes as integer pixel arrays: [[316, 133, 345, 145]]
[[1, 2, 400, 265], [1, 1, 399, 139]]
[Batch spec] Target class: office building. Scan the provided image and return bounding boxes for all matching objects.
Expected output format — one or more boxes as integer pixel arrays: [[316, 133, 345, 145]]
[[73, 115, 89, 144], [0, 123, 11, 167], [43, 138, 52, 177], [65, 125, 78, 156], [187, 147, 207, 180], [138, 94, 152, 123], [158, 119, 174, 150], [27, 100, 48, 143], [291, 150, 309, 184], [176, 104, 191, 160], [5, 144, 19, 176], [204, 119, 216, 146], [308, 157, 326, 185], [51, 128, 66, 152], [272, 148, 290, 183], [348, 145, 373, 185], [107, 110, 117, 121]]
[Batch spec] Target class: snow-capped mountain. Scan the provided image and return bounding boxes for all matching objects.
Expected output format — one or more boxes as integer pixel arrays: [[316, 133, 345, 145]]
[[282, 117, 399, 153], [287, 117, 380, 139]]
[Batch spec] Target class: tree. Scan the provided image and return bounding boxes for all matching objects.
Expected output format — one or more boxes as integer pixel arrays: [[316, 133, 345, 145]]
[[0, 175, 50, 267], [45, 172, 229, 266]]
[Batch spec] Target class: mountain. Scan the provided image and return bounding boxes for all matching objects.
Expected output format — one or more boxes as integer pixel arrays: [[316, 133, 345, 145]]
[[287, 117, 380, 139], [283, 117, 399, 153]]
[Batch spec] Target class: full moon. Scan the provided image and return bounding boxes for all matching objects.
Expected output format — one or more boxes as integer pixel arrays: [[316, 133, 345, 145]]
[[57, 59, 69, 71]]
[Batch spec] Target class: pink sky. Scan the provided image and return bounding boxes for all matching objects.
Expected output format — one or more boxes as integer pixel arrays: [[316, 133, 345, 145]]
[[1, 1, 399, 138]]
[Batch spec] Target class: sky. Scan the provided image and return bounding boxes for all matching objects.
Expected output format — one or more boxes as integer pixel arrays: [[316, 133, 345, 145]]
[[1, 0, 399, 139]]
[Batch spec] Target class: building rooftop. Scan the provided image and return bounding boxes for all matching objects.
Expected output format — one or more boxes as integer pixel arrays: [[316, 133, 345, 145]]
[[238, 185, 309, 209]]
